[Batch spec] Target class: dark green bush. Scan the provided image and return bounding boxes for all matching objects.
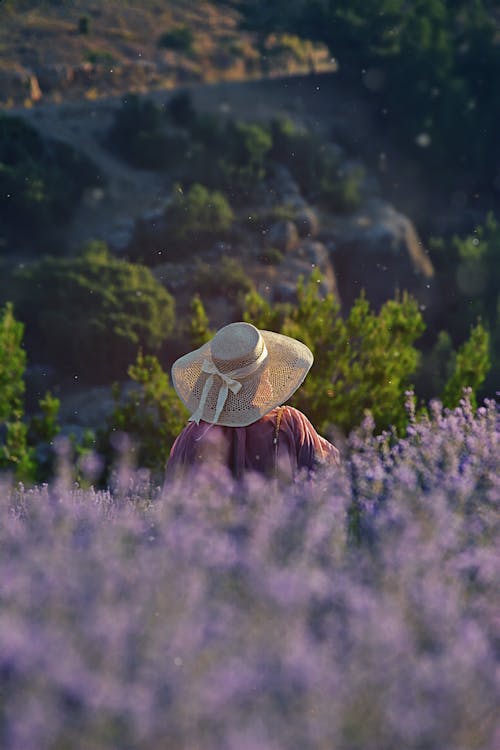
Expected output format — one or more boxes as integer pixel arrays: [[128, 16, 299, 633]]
[[84, 49, 116, 65], [157, 26, 194, 53], [107, 96, 188, 170], [77, 15, 90, 35], [269, 117, 359, 209], [164, 183, 234, 251], [194, 255, 254, 305], [0, 114, 100, 245], [165, 90, 197, 129], [13, 242, 176, 381]]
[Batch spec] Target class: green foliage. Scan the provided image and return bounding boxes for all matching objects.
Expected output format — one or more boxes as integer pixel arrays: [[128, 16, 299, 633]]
[[258, 247, 284, 265], [0, 303, 61, 481], [223, 120, 272, 195], [430, 213, 499, 391], [165, 183, 234, 249], [269, 118, 362, 211], [0, 114, 100, 244], [442, 323, 490, 409], [245, 271, 425, 434], [77, 15, 90, 35], [107, 95, 188, 170], [102, 273, 492, 474], [157, 25, 194, 53], [194, 256, 253, 309], [241, 1, 500, 189], [84, 49, 116, 65], [188, 294, 213, 349], [14, 242, 176, 381], [106, 350, 188, 472], [165, 90, 197, 129], [0, 303, 34, 479], [0, 302, 25, 424]]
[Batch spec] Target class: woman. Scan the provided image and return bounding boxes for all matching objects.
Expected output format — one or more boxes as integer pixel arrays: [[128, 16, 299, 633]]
[[166, 321, 339, 481]]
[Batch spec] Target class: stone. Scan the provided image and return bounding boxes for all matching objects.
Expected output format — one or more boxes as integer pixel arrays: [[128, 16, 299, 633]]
[[295, 207, 319, 238], [36, 64, 74, 93], [266, 219, 299, 253], [326, 198, 435, 310], [270, 240, 339, 304]]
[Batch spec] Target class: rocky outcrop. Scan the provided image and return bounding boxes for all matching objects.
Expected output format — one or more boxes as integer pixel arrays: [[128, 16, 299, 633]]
[[325, 198, 434, 310], [261, 240, 339, 305], [266, 219, 300, 253]]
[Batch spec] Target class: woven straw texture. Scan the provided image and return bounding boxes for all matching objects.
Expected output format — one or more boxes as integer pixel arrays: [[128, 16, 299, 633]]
[[172, 323, 313, 427]]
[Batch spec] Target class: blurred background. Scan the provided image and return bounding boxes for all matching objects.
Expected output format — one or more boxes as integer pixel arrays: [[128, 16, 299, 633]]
[[0, 0, 498, 479]]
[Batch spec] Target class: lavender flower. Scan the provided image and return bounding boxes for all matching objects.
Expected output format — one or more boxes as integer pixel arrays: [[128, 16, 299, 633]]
[[0, 397, 498, 749]]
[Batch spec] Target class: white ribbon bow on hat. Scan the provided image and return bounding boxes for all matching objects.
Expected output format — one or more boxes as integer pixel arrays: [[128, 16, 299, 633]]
[[188, 344, 268, 426]]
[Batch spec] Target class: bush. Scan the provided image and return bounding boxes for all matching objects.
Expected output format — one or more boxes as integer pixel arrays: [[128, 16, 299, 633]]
[[13, 242, 176, 381], [0, 303, 60, 481], [269, 117, 351, 204], [244, 272, 426, 435], [103, 350, 188, 473], [107, 96, 187, 170], [164, 183, 234, 250], [77, 15, 90, 35], [0, 114, 100, 245], [157, 25, 194, 53], [194, 256, 254, 306], [165, 90, 197, 129]]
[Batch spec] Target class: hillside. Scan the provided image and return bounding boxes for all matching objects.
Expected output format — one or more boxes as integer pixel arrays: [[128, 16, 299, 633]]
[[0, 0, 334, 105]]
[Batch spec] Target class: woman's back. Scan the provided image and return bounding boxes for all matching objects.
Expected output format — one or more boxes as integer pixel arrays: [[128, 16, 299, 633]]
[[166, 405, 339, 481]]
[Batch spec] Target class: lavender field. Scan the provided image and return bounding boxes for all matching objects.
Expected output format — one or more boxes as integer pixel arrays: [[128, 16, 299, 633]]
[[1, 394, 499, 750]]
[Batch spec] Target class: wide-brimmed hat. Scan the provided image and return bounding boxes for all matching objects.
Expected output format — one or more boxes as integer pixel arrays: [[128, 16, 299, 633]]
[[171, 322, 313, 427]]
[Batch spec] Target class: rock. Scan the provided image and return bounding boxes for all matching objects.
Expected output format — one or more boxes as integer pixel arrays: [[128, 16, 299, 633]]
[[0, 66, 42, 104], [270, 240, 339, 304], [327, 198, 435, 310], [28, 73, 42, 102], [295, 207, 319, 238], [269, 165, 307, 210], [58, 384, 135, 432], [267, 220, 299, 253], [36, 64, 74, 93]]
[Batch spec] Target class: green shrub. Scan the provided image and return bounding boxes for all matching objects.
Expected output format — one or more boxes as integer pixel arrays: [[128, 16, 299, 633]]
[[320, 164, 364, 213], [0, 303, 60, 481], [157, 26, 194, 53], [0, 114, 100, 245], [84, 49, 116, 65], [442, 323, 490, 409], [258, 247, 284, 265], [13, 242, 176, 381], [194, 256, 254, 307], [164, 183, 234, 250], [165, 90, 197, 129], [77, 15, 90, 35], [244, 271, 426, 434], [107, 95, 187, 170], [103, 350, 188, 474]]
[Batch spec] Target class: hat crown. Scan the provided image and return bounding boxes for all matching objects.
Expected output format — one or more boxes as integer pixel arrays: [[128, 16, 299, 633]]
[[211, 322, 264, 374]]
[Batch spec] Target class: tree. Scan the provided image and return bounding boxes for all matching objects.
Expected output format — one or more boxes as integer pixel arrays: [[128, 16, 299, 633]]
[[105, 351, 188, 473], [0, 303, 60, 481], [0, 114, 100, 245], [14, 242, 176, 381], [442, 323, 490, 409], [244, 270, 426, 434], [0, 303, 33, 478], [164, 183, 234, 249]]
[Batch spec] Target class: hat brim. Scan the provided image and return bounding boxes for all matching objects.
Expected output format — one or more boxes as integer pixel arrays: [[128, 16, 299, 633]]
[[171, 330, 313, 427]]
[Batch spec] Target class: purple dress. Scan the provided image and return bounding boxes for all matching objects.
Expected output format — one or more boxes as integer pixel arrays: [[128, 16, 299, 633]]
[[166, 406, 340, 481]]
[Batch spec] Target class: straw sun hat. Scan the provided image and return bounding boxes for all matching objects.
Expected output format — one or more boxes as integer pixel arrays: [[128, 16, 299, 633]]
[[171, 322, 314, 427]]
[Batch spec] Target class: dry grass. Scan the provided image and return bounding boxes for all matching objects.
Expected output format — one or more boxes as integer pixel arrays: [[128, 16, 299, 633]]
[[0, 0, 333, 103]]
